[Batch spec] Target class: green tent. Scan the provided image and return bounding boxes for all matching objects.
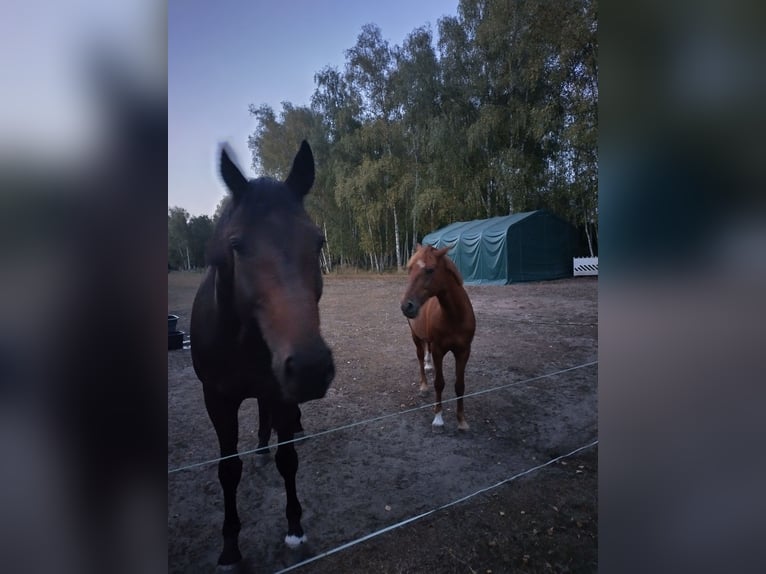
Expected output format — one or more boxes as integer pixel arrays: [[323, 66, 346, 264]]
[[422, 210, 580, 285]]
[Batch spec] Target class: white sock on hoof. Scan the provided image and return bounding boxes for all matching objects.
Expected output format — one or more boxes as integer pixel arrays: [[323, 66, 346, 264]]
[[432, 412, 444, 427], [284, 534, 307, 548]]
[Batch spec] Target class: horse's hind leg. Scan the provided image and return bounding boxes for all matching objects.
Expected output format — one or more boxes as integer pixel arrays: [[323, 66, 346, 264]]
[[274, 403, 307, 548], [413, 336, 429, 396], [454, 348, 471, 431], [431, 349, 447, 431], [204, 392, 244, 567], [255, 397, 272, 466]]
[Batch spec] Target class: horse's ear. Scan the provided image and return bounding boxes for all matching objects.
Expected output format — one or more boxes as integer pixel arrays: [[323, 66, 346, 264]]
[[436, 246, 451, 258], [219, 144, 248, 199], [285, 140, 315, 198]]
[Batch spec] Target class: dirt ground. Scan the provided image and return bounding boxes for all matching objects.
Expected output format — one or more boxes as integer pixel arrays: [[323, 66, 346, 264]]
[[168, 271, 598, 573]]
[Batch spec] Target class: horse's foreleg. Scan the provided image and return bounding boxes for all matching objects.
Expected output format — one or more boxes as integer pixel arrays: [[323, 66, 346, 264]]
[[205, 393, 244, 567], [255, 397, 272, 466], [431, 350, 446, 431], [414, 337, 429, 395], [294, 405, 305, 438], [275, 404, 306, 548], [454, 348, 471, 431], [424, 343, 434, 373]]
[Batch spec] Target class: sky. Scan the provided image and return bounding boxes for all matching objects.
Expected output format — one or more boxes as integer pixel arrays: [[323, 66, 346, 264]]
[[1, 1, 163, 165], [169, 0, 459, 217]]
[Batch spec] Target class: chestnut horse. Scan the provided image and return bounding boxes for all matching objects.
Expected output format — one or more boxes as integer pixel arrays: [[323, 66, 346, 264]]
[[190, 140, 334, 568], [400, 244, 476, 430]]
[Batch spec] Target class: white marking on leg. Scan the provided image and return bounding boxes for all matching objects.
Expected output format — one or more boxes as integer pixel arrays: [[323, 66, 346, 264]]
[[432, 412, 444, 427], [424, 351, 433, 371], [284, 534, 307, 548]]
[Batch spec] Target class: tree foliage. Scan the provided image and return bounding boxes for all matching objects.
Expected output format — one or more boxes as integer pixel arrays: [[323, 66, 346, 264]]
[[173, 0, 597, 271], [167, 207, 213, 270]]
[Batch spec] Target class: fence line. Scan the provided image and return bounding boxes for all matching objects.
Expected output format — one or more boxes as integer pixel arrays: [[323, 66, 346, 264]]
[[168, 360, 597, 474], [513, 319, 597, 326], [274, 438, 599, 573]]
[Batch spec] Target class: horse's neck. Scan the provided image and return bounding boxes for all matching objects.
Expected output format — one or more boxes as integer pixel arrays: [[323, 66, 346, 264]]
[[212, 267, 268, 348], [212, 267, 239, 329], [213, 268, 229, 308], [436, 279, 472, 318]]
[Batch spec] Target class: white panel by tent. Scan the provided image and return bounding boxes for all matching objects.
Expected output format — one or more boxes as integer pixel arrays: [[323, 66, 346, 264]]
[[573, 257, 598, 276]]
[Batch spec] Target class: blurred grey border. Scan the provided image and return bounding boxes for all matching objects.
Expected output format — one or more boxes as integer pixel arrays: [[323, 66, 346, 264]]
[[1, 1, 764, 573], [0, 2, 166, 573], [601, 0, 765, 572]]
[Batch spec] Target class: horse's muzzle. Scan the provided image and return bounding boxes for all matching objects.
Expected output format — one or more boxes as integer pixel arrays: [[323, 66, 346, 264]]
[[280, 340, 334, 403], [401, 299, 420, 319]]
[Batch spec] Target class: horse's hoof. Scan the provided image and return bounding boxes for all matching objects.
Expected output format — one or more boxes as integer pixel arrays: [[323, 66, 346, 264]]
[[418, 387, 429, 397], [216, 548, 242, 573], [284, 534, 307, 548], [254, 452, 271, 467], [216, 563, 242, 573], [432, 423, 445, 432], [425, 364, 434, 372], [457, 421, 470, 431]]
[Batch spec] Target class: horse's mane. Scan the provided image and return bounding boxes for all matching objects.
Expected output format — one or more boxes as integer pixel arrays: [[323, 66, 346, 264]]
[[440, 251, 464, 285], [206, 195, 234, 267], [405, 250, 420, 270], [409, 245, 464, 285]]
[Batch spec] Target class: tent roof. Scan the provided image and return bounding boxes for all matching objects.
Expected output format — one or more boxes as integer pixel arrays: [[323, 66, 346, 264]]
[[422, 210, 538, 246], [420, 209, 578, 285]]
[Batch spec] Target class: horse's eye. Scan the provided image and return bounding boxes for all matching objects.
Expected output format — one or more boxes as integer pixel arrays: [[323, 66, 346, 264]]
[[425, 267, 435, 275]]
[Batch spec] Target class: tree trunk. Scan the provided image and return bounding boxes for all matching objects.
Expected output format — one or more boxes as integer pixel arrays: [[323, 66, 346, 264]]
[[404, 229, 409, 266], [584, 223, 594, 257], [412, 145, 419, 255], [412, 209, 418, 253], [323, 221, 332, 272], [393, 208, 402, 271], [594, 222, 599, 254], [366, 216, 379, 272]]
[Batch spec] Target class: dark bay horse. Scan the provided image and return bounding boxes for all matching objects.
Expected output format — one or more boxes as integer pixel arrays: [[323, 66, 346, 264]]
[[190, 140, 334, 567], [400, 244, 476, 431]]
